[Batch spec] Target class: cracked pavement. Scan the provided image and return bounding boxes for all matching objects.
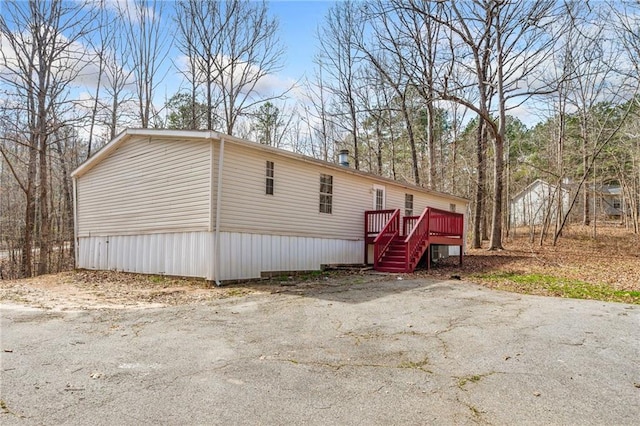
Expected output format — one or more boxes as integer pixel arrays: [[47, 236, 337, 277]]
[[1, 278, 639, 425]]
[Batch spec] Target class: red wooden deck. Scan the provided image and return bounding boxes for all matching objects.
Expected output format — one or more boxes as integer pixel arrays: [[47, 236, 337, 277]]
[[364, 208, 464, 273]]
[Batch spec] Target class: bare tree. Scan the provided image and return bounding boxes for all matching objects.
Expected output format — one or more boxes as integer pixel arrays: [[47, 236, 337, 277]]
[[549, 2, 640, 242], [175, 0, 285, 135], [389, 0, 446, 188], [613, 2, 640, 233], [318, 1, 365, 170], [85, 1, 109, 158], [409, 0, 558, 250], [0, 0, 95, 276], [102, 15, 135, 141], [356, 1, 422, 185], [175, 0, 225, 130], [302, 58, 339, 161], [118, 0, 170, 128]]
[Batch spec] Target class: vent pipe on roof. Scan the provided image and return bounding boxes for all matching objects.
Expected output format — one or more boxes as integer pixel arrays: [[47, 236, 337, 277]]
[[338, 149, 350, 167]]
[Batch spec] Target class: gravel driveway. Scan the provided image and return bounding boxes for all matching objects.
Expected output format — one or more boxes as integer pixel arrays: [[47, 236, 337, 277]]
[[1, 277, 638, 425]]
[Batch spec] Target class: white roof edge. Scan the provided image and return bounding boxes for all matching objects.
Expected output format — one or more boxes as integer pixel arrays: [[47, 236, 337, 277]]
[[71, 128, 468, 204]]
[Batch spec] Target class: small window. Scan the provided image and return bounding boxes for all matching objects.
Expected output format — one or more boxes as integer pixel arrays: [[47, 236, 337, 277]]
[[375, 189, 384, 210], [319, 174, 333, 214], [266, 161, 274, 195], [613, 200, 621, 209], [449, 203, 456, 213], [405, 194, 414, 216]]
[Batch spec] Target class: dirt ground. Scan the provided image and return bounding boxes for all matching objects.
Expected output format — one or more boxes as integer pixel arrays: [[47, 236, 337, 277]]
[[0, 225, 638, 309]]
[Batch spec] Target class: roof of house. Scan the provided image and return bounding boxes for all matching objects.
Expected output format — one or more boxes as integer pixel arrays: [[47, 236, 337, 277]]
[[72, 128, 469, 204], [596, 185, 621, 195]]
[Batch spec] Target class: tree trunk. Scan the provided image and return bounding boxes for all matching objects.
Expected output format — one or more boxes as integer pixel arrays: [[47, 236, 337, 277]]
[[487, 6, 505, 251], [37, 127, 50, 275], [55, 137, 75, 262], [400, 94, 420, 186], [375, 118, 383, 175], [472, 118, 485, 249], [426, 100, 437, 189], [582, 118, 590, 225], [21, 144, 38, 278]]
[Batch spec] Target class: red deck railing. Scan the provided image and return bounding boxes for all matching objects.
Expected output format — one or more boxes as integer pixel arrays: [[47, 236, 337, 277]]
[[402, 216, 419, 236], [372, 209, 400, 267], [364, 209, 397, 240], [404, 209, 430, 271], [429, 208, 464, 236]]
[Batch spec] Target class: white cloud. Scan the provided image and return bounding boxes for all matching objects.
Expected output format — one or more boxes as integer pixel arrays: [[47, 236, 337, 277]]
[[172, 53, 298, 99]]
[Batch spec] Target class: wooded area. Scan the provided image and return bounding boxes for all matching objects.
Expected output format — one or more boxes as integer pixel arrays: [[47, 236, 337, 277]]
[[1, 0, 640, 279]]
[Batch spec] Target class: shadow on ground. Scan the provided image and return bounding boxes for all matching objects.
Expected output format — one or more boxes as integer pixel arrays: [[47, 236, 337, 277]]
[[227, 252, 532, 305], [277, 276, 453, 304]]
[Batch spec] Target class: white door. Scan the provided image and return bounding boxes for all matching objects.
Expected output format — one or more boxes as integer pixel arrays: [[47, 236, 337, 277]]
[[373, 184, 386, 210]]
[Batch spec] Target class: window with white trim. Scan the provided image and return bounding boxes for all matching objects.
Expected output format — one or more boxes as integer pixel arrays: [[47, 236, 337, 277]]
[[265, 161, 274, 195], [319, 174, 333, 214], [405, 194, 414, 216], [375, 188, 384, 210]]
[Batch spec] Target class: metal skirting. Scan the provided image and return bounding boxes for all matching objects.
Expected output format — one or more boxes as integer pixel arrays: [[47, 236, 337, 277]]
[[218, 232, 362, 280], [77, 232, 363, 281], [77, 232, 212, 278]]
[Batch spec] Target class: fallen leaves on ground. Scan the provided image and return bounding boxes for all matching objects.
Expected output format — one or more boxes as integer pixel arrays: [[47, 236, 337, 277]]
[[420, 224, 640, 304]]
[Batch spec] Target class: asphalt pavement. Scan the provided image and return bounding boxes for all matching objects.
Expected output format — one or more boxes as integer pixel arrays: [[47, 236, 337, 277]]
[[1, 278, 638, 425]]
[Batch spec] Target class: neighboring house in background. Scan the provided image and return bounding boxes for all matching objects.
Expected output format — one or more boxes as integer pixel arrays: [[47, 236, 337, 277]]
[[593, 185, 624, 219], [511, 179, 625, 228], [510, 179, 570, 227], [71, 129, 468, 282]]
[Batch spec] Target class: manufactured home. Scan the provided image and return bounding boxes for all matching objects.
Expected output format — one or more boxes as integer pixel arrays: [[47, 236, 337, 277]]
[[72, 129, 468, 282]]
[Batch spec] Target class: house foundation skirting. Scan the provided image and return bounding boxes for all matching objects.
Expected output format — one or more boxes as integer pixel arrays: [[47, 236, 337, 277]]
[[77, 232, 363, 281]]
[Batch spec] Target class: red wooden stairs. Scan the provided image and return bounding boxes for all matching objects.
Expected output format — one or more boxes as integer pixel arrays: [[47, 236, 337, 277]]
[[364, 207, 464, 273]]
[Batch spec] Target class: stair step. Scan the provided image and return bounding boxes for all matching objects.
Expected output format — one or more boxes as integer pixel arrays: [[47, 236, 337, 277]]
[[375, 266, 408, 273], [372, 217, 433, 273], [384, 255, 405, 261], [379, 262, 406, 269]]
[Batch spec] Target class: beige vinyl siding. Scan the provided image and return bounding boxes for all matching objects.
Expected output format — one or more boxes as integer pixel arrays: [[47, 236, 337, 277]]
[[387, 187, 459, 214], [77, 137, 212, 236], [220, 144, 374, 239], [219, 143, 467, 240]]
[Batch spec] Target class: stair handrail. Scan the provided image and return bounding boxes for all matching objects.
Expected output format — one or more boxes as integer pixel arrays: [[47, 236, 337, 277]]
[[373, 209, 400, 267], [404, 207, 431, 270]]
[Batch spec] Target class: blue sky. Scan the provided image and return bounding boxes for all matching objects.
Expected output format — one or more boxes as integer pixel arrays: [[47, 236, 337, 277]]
[[268, 1, 334, 82], [150, 1, 334, 111]]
